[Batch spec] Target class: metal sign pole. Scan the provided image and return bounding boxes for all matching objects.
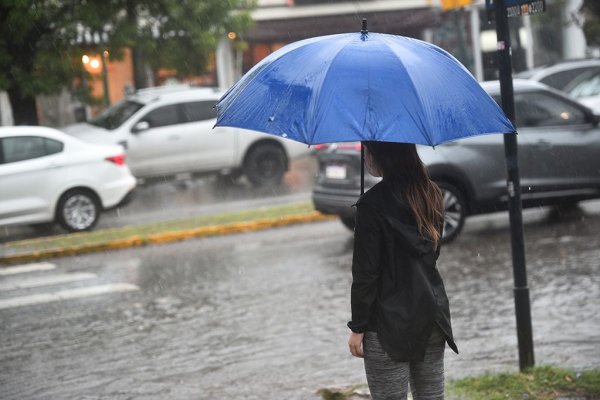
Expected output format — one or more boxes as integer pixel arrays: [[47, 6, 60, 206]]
[[494, 0, 535, 371]]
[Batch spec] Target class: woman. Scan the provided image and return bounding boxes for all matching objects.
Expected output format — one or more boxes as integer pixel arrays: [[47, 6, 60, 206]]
[[347, 141, 458, 400]]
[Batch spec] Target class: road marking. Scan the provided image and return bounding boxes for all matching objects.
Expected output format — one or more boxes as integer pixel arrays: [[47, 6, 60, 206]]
[[0, 262, 56, 276], [0, 283, 139, 310], [0, 273, 97, 291]]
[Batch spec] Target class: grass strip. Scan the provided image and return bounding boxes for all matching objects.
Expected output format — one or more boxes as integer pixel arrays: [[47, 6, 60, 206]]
[[448, 366, 600, 400], [0, 202, 323, 257]]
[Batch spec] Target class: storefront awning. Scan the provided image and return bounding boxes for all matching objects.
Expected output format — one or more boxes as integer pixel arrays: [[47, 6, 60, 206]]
[[246, 7, 441, 42]]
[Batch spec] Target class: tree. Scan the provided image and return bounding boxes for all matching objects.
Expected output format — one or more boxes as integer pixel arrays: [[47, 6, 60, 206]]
[[580, 0, 600, 47], [0, 0, 252, 125], [117, 0, 253, 88]]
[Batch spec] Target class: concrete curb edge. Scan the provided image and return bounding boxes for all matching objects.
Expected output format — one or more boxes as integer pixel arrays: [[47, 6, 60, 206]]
[[0, 211, 336, 265]]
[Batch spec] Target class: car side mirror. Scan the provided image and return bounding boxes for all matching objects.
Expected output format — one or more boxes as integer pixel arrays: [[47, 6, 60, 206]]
[[132, 121, 150, 133]]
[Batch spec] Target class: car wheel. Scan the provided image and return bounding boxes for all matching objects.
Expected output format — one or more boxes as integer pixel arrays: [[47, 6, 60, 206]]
[[340, 216, 355, 231], [244, 142, 287, 188], [56, 189, 100, 232], [437, 181, 467, 243]]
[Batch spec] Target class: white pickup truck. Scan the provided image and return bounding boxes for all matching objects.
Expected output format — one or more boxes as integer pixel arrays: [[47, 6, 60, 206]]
[[62, 86, 310, 187]]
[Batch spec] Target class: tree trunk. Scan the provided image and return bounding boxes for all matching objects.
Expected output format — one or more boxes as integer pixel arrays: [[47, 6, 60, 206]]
[[131, 46, 149, 90], [7, 86, 38, 125], [126, 0, 149, 90]]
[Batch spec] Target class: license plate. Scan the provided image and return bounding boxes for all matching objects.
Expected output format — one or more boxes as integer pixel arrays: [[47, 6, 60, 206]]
[[325, 165, 347, 179]]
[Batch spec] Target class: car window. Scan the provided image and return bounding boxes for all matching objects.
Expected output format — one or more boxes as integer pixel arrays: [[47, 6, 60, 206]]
[[566, 71, 600, 98], [140, 104, 180, 128], [539, 67, 600, 91], [181, 101, 217, 122], [89, 100, 144, 130], [44, 138, 63, 155], [514, 92, 587, 128], [1, 136, 64, 164]]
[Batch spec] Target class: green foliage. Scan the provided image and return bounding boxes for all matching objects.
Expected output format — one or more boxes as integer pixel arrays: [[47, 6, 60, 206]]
[[109, 0, 254, 77], [0, 0, 89, 96], [0, 0, 253, 117], [581, 0, 600, 47], [448, 366, 600, 400]]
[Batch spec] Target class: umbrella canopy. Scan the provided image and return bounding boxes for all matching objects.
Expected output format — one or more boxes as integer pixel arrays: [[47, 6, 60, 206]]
[[215, 29, 515, 146]]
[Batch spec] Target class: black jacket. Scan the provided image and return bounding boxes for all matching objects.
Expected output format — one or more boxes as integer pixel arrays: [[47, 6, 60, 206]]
[[347, 180, 458, 362]]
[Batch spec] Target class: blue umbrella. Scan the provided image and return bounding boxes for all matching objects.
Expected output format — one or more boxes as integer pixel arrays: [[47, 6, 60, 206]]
[[215, 24, 515, 147]]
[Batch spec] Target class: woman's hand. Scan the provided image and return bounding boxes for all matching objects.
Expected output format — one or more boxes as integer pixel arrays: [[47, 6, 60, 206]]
[[348, 332, 365, 358]]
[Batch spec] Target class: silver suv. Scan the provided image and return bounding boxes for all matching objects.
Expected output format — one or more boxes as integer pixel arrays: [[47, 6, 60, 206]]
[[62, 86, 310, 187], [312, 80, 600, 242]]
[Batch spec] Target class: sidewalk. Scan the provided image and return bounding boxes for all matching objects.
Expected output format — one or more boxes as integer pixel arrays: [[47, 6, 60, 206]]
[[0, 201, 335, 265]]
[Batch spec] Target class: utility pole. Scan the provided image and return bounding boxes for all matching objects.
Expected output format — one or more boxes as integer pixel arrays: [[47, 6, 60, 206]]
[[100, 50, 111, 107], [490, 0, 544, 371]]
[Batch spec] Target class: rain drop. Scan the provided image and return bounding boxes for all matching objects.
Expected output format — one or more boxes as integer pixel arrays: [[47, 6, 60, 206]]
[[268, 116, 274, 122], [282, 133, 288, 138]]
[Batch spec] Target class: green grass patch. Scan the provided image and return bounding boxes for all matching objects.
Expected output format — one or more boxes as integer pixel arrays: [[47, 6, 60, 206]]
[[1, 202, 316, 254], [448, 366, 600, 400]]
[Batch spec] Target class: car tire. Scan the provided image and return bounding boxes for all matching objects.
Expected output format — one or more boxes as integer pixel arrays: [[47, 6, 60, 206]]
[[436, 181, 467, 243], [340, 216, 355, 231], [56, 189, 101, 232], [244, 142, 287, 188]]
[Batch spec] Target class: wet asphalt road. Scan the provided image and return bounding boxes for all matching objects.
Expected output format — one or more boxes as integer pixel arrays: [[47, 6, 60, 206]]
[[1, 200, 599, 399]]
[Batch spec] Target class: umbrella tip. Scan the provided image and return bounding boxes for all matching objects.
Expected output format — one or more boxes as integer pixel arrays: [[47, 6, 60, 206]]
[[361, 18, 368, 35]]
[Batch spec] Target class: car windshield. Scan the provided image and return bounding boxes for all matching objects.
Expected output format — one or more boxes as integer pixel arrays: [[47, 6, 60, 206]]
[[89, 100, 144, 130]]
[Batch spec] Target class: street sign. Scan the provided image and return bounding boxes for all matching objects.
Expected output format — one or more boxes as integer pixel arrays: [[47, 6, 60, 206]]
[[486, 0, 545, 18]]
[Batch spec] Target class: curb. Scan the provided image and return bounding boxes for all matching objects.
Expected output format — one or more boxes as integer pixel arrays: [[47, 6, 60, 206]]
[[0, 211, 336, 265]]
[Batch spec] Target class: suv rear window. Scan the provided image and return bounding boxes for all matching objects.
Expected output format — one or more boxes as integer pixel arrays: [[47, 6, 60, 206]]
[[181, 101, 217, 122], [492, 92, 587, 128], [514, 92, 587, 127]]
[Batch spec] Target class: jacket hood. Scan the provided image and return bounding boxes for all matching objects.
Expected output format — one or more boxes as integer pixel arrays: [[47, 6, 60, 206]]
[[356, 180, 437, 255]]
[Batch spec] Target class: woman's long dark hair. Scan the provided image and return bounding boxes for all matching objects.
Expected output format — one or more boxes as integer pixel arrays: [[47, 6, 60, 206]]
[[363, 141, 444, 248]]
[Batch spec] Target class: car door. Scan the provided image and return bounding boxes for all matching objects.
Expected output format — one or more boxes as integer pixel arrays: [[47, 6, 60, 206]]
[[513, 90, 600, 196], [178, 100, 235, 171], [0, 136, 64, 225], [435, 128, 527, 204], [125, 103, 188, 177]]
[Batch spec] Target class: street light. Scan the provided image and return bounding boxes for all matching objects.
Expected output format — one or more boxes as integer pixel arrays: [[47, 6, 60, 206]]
[[82, 51, 110, 106]]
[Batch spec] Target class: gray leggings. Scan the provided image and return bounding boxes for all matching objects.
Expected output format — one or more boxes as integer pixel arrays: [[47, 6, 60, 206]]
[[363, 327, 446, 400]]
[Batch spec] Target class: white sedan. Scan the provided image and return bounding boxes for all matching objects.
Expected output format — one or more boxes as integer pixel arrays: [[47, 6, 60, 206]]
[[0, 126, 136, 232]]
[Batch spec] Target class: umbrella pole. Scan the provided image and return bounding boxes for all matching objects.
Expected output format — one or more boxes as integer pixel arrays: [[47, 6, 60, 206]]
[[360, 143, 365, 195], [360, 17, 367, 196]]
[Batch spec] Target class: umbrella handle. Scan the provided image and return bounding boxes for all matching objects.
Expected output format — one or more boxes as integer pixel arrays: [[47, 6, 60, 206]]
[[361, 143, 365, 195]]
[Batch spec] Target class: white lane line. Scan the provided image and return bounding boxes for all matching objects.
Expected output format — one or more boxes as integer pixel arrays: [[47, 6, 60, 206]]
[[0, 262, 56, 276], [0, 273, 97, 291], [0, 283, 139, 310]]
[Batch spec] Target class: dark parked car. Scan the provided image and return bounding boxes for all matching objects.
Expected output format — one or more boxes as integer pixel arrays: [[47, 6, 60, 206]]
[[312, 79, 600, 242]]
